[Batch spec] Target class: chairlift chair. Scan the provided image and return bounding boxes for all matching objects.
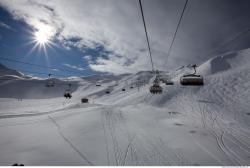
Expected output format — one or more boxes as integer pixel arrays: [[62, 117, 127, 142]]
[[96, 82, 101, 86], [46, 80, 55, 87], [165, 80, 174, 85], [149, 78, 163, 94], [64, 83, 72, 99], [81, 98, 89, 103], [180, 64, 204, 86], [64, 92, 72, 99], [159, 79, 165, 83], [64, 91, 72, 99], [106, 86, 112, 94], [45, 74, 55, 87], [150, 83, 163, 94], [160, 77, 174, 85]]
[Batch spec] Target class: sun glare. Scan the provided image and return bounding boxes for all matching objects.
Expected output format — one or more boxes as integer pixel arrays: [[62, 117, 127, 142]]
[[27, 22, 56, 58], [35, 30, 50, 45], [33, 22, 54, 46]]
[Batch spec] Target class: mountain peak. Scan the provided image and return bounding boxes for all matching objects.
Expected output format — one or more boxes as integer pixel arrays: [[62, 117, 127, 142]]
[[0, 63, 23, 77], [0, 63, 8, 70]]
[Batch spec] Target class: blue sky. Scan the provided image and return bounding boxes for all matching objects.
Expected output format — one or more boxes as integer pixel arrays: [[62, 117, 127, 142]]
[[1, 0, 250, 77], [0, 7, 106, 78]]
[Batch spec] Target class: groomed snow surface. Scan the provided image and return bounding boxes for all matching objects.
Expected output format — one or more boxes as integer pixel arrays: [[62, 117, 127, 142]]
[[0, 49, 250, 166]]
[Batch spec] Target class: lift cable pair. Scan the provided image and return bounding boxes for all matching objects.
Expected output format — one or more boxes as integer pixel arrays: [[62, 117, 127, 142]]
[[0, 56, 91, 76], [164, 0, 250, 86], [139, 0, 191, 93], [139, 0, 164, 94], [160, 0, 203, 86]]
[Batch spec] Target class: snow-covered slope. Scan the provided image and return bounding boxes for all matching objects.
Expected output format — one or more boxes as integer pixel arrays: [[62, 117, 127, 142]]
[[0, 76, 79, 99], [0, 48, 249, 166], [0, 64, 133, 99], [199, 49, 250, 75]]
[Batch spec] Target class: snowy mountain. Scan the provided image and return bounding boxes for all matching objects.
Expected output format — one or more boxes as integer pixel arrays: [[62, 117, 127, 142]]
[[0, 63, 24, 77], [0, 48, 249, 166], [0, 63, 133, 99]]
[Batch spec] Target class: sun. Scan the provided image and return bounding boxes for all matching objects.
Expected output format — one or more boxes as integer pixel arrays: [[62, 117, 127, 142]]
[[32, 22, 55, 46], [27, 22, 56, 58], [34, 29, 50, 45]]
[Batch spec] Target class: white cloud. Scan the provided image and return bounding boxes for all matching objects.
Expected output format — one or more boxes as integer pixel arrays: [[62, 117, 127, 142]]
[[83, 55, 94, 64], [83, 55, 92, 61], [0, 0, 250, 74], [0, 0, 159, 74], [0, 21, 15, 31], [62, 63, 85, 71]]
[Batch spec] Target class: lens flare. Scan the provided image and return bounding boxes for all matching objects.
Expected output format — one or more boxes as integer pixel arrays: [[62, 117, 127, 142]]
[[34, 29, 50, 45]]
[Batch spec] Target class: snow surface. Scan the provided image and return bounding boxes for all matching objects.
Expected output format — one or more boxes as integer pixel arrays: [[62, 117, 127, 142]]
[[0, 49, 250, 166]]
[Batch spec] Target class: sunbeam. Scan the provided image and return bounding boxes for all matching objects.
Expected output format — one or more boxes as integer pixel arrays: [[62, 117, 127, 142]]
[[27, 22, 56, 57]]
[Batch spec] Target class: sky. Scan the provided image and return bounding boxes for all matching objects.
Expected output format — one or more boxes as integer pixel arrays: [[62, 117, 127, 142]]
[[0, 0, 250, 77]]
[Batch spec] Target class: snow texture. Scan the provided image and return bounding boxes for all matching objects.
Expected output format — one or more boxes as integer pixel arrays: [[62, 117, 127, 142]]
[[0, 48, 250, 166]]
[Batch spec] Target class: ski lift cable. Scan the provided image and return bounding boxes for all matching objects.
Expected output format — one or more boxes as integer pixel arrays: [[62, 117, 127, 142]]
[[0, 68, 70, 78], [0, 76, 146, 89], [204, 26, 250, 58], [0, 78, 80, 86], [139, 0, 155, 72], [0, 64, 111, 83], [0, 77, 102, 87], [0, 57, 111, 79], [0, 68, 74, 78], [165, 0, 189, 68], [0, 56, 87, 76]]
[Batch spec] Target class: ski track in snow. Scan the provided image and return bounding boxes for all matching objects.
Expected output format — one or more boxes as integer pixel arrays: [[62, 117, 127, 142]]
[[100, 106, 138, 166], [48, 115, 94, 166]]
